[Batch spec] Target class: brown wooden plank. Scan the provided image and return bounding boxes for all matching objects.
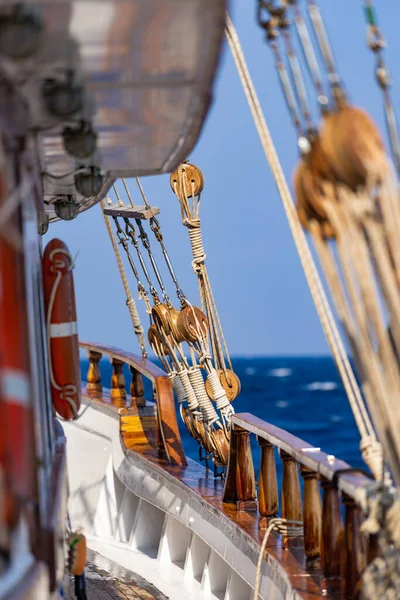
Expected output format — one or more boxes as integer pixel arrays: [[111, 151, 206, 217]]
[[155, 376, 187, 466]]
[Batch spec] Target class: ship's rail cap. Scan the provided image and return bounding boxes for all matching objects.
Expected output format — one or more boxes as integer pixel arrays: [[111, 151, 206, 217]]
[[80, 341, 165, 383], [233, 413, 373, 504]]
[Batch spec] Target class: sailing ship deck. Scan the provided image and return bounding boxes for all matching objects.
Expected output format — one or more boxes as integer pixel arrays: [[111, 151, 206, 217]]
[[78, 386, 331, 600], [69, 550, 166, 600], [67, 342, 375, 600]]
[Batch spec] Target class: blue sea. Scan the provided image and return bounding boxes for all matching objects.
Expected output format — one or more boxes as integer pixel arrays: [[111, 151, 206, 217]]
[[81, 356, 362, 476]]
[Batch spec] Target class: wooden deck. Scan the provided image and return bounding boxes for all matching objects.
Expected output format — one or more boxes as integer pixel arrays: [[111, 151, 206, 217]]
[[69, 550, 167, 600]]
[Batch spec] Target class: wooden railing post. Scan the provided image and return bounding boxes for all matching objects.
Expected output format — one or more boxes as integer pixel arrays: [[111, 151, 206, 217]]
[[281, 450, 303, 548], [320, 478, 344, 594], [86, 350, 102, 396], [342, 494, 367, 599], [130, 366, 145, 408], [300, 466, 321, 566], [223, 425, 257, 511], [258, 438, 278, 528], [110, 358, 126, 407]]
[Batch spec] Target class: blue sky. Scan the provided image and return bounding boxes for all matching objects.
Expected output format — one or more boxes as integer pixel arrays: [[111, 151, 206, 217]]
[[46, 0, 400, 356]]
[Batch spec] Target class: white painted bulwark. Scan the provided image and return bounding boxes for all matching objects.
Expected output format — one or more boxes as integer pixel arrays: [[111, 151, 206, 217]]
[[63, 404, 300, 600]]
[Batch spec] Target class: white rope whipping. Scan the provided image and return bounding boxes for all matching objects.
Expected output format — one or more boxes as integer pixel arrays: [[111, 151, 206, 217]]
[[207, 368, 231, 411], [178, 369, 200, 413], [169, 372, 187, 404], [188, 368, 219, 426], [187, 221, 206, 271]]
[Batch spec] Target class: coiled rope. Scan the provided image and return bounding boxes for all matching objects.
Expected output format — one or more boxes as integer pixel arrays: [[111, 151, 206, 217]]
[[188, 368, 219, 426]]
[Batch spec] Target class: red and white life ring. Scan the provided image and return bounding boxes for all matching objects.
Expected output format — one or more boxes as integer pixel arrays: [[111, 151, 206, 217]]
[[0, 185, 36, 517], [43, 239, 81, 420]]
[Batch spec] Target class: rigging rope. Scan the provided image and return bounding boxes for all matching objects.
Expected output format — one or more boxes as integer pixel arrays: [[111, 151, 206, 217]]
[[224, 14, 384, 480], [113, 179, 228, 463], [363, 0, 400, 176], [100, 199, 147, 356], [125, 178, 187, 304], [172, 167, 233, 375], [252, 518, 303, 600]]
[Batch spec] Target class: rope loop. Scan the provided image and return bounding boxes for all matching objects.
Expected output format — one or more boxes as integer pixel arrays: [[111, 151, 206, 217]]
[[199, 351, 212, 366], [253, 517, 303, 600]]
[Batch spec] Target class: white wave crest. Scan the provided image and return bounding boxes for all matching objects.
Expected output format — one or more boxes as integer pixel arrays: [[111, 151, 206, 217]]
[[276, 400, 289, 408], [246, 367, 256, 376], [306, 381, 337, 391], [269, 368, 292, 378], [330, 415, 343, 423]]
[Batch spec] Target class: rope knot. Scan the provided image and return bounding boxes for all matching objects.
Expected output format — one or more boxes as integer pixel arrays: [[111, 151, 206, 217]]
[[360, 437, 390, 484], [199, 352, 212, 366], [360, 481, 396, 536]]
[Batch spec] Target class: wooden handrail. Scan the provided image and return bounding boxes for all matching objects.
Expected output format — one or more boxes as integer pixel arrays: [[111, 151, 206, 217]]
[[79, 341, 187, 467], [80, 342, 166, 381], [224, 413, 374, 597], [232, 413, 372, 501]]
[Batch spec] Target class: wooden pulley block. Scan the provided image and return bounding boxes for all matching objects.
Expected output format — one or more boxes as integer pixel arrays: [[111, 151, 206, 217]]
[[210, 429, 229, 466], [170, 162, 205, 197], [195, 420, 214, 454], [151, 303, 171, 335], [307, 135, 336, 183], [294, 161, 336, 240], [320, 105, 387, 191], [167, 306, 185, 343], [177, 305, 208, 343], [181, 406, 198, 440], [148, 324, 169, 356], [205, 369, 241, 402]]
